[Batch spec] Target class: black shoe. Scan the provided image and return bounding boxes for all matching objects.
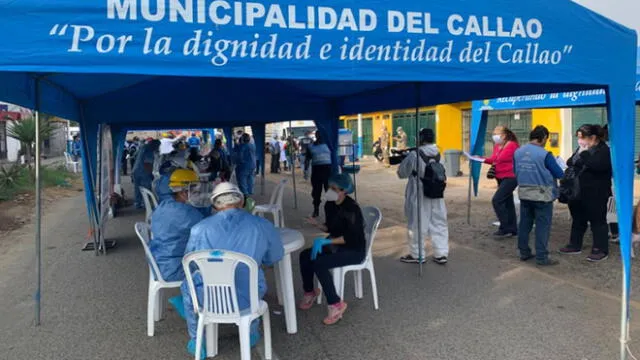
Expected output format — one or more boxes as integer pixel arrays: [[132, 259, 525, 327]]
[[536, 258, 559, 266], [587, 250, 609, 262], [433, 256, 448, 265], [400, 255, 426, 264], [520, 254, 535, 262], [311, 209, 319, 218], [493, 230, 516, 239], [558, 246, 582, 255]]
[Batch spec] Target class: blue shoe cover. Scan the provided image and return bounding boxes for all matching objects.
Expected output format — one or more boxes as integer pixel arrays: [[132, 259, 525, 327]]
[[168, 295, 186, 320], [187, 339, 206, 360]]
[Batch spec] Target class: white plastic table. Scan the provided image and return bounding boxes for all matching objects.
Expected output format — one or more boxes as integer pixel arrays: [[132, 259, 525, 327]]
[[275, 228, 305, 334]]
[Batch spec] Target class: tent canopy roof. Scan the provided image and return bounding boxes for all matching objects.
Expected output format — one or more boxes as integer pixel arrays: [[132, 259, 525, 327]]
[[0, 0, 636, 124]]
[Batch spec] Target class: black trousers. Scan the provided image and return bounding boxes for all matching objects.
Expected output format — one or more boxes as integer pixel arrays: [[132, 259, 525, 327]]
[[311, 165, 331, 210], [569, 193, 609, 254], [493, 178, 518, 234], [270, 153, 280, 173], [121, 155, 128, 175], [299, 247, 364, 305]]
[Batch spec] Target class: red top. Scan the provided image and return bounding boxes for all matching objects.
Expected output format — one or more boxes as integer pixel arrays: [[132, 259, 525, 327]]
[[484, 141, 518, 179]]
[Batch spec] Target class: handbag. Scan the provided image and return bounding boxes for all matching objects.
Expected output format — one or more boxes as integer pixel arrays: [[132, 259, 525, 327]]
[[487, 165, 497, 179], [486, 143, 505, 180]]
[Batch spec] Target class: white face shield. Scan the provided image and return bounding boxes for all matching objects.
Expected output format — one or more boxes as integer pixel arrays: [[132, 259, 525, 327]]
[[187, 182, 212, 208]]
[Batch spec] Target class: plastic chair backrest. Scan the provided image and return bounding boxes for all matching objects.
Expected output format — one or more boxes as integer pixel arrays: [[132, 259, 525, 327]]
[[182, 250, 260, 319], [140, 187, 158, 222], [270, 179, 288, 206], [134, 222, 163, 282], [361, 206, 382, 262]]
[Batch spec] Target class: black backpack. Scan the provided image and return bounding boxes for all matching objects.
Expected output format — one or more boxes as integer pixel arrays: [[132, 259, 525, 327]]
[[418, 151, 447, 199], [558, 166, 583, 204]]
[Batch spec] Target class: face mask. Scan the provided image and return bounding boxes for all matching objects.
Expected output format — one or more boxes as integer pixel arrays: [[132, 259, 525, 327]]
[[577, 139, 588, 148], [492, 135, 503, 144], [325, 189, 340, 202]]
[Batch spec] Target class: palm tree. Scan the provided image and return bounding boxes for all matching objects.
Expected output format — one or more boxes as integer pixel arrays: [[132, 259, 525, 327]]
[[6, 116, 53, 166]]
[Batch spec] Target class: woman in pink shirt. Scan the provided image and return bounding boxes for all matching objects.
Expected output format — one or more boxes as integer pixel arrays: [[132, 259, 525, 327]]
[[484, 126, 519, 238]]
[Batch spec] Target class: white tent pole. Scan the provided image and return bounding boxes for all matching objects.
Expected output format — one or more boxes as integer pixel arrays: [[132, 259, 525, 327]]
[[415, 84, 423, 277], [467, 165, 472, 225], [289, 120, 298, 209], [34, 79, 42, 326], [620, 271, 629, 360]]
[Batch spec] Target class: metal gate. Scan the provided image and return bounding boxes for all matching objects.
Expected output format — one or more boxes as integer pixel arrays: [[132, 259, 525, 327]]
[[392, 111, 436, 148], [462, 109, 471, 153], [346, 117, 374, 155], [485, 110, 532, 155]]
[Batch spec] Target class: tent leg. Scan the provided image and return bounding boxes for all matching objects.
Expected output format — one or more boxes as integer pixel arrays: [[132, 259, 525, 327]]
[[467, 165, 472, 225], [620, 271, 629, 360], [289, 121, 298, 209], [414, 83, 423, 277], [34, 81, 42, 326]]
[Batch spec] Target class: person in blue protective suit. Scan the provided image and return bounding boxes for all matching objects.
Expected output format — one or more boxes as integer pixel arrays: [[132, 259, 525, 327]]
[[181, 182, 284, 358], [299, 173, 366, 325], [133, 139, 160, 209], [306, 131, 333, 217], [149, 168, 206, 282], [232, 133, 257, 195], [188, 133, 201, 151]]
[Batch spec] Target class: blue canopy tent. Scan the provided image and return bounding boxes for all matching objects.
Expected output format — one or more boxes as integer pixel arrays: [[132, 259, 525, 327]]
[[0, 0, 636, 357]]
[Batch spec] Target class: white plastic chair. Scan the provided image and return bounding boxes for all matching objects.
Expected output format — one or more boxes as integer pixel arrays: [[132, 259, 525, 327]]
[[252, 179, 288, 228], [134, 222, 182, 337], [140, 187, 158, 224], [64, 152, 79, 173], [182, 250, 272, 360], [317, 206, 382, 310]]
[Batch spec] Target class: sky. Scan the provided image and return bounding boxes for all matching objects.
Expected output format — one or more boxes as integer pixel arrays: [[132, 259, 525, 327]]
[[573, 0, 640, 44]]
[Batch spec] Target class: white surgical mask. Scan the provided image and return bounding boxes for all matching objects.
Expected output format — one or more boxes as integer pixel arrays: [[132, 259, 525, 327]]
[[577, 139, 588, 149], [325, 189, 339, 202], [492, 135, 503, 144]]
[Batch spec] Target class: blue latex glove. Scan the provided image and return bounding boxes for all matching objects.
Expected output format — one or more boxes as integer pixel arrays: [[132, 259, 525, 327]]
[[310, 238, 332, 260]]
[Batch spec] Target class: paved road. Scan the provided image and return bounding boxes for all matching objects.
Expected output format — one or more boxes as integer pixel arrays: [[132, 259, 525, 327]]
[[0, 162, 637, 360]]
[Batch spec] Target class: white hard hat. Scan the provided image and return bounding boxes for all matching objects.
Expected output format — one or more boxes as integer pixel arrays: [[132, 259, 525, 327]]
[[210, 182, 244, 203]]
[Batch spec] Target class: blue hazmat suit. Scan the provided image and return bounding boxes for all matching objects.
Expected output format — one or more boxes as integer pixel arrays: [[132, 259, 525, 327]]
[[181, 209, 284, 343], [149, 198, 205, 282], [232, 143, 256, 195], [133, 144, 156, 208], [154, 174, 174, 203]]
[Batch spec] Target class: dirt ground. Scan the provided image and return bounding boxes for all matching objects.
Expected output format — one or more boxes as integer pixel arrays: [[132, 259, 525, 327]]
[[0, 174, 83, 245]]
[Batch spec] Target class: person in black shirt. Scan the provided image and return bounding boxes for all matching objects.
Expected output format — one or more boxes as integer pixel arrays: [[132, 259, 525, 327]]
[[298, 173, 366, 325], [559, 124, 612, 262]]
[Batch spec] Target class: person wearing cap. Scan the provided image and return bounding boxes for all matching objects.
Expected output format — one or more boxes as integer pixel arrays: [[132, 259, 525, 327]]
[[395, 126, 407, 150], [299, 173, 366, 325], [397, 128, 450, 265], [149, 169, 206, 283], [181, 182, 284, 357]]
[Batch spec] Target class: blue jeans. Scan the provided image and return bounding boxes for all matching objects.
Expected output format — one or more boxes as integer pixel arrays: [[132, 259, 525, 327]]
[[237, 172, 254, 195], [518, 200, 553, 261]]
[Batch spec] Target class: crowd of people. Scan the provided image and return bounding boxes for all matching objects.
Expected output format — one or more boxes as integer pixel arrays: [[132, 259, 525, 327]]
[[124, 129, 375, 358], [478, 124, 614, 265]]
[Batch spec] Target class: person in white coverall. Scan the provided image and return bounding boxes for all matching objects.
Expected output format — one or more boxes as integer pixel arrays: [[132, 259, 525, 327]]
[[397, 128, 450, 265]]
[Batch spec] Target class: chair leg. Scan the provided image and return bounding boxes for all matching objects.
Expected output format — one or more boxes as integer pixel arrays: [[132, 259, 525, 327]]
[[238, 318, 252, 360], [279, 209, 285, 228], [273, 211, 280, 228], [147, 286, 156, 336], [316, 279, 323, 305], [334, 269, 344, 300], [368, 264, 379, 310], [154, 288, 163, 321], [206, 323, 218, 357], [263, 310, 273, 360], [355, 271, 364, 299], [195, 317, 205, 360]]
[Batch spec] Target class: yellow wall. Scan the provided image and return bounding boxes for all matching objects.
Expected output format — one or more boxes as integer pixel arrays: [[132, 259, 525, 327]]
[[435, 104, 464, 152], [532, 108, 562, 155]]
